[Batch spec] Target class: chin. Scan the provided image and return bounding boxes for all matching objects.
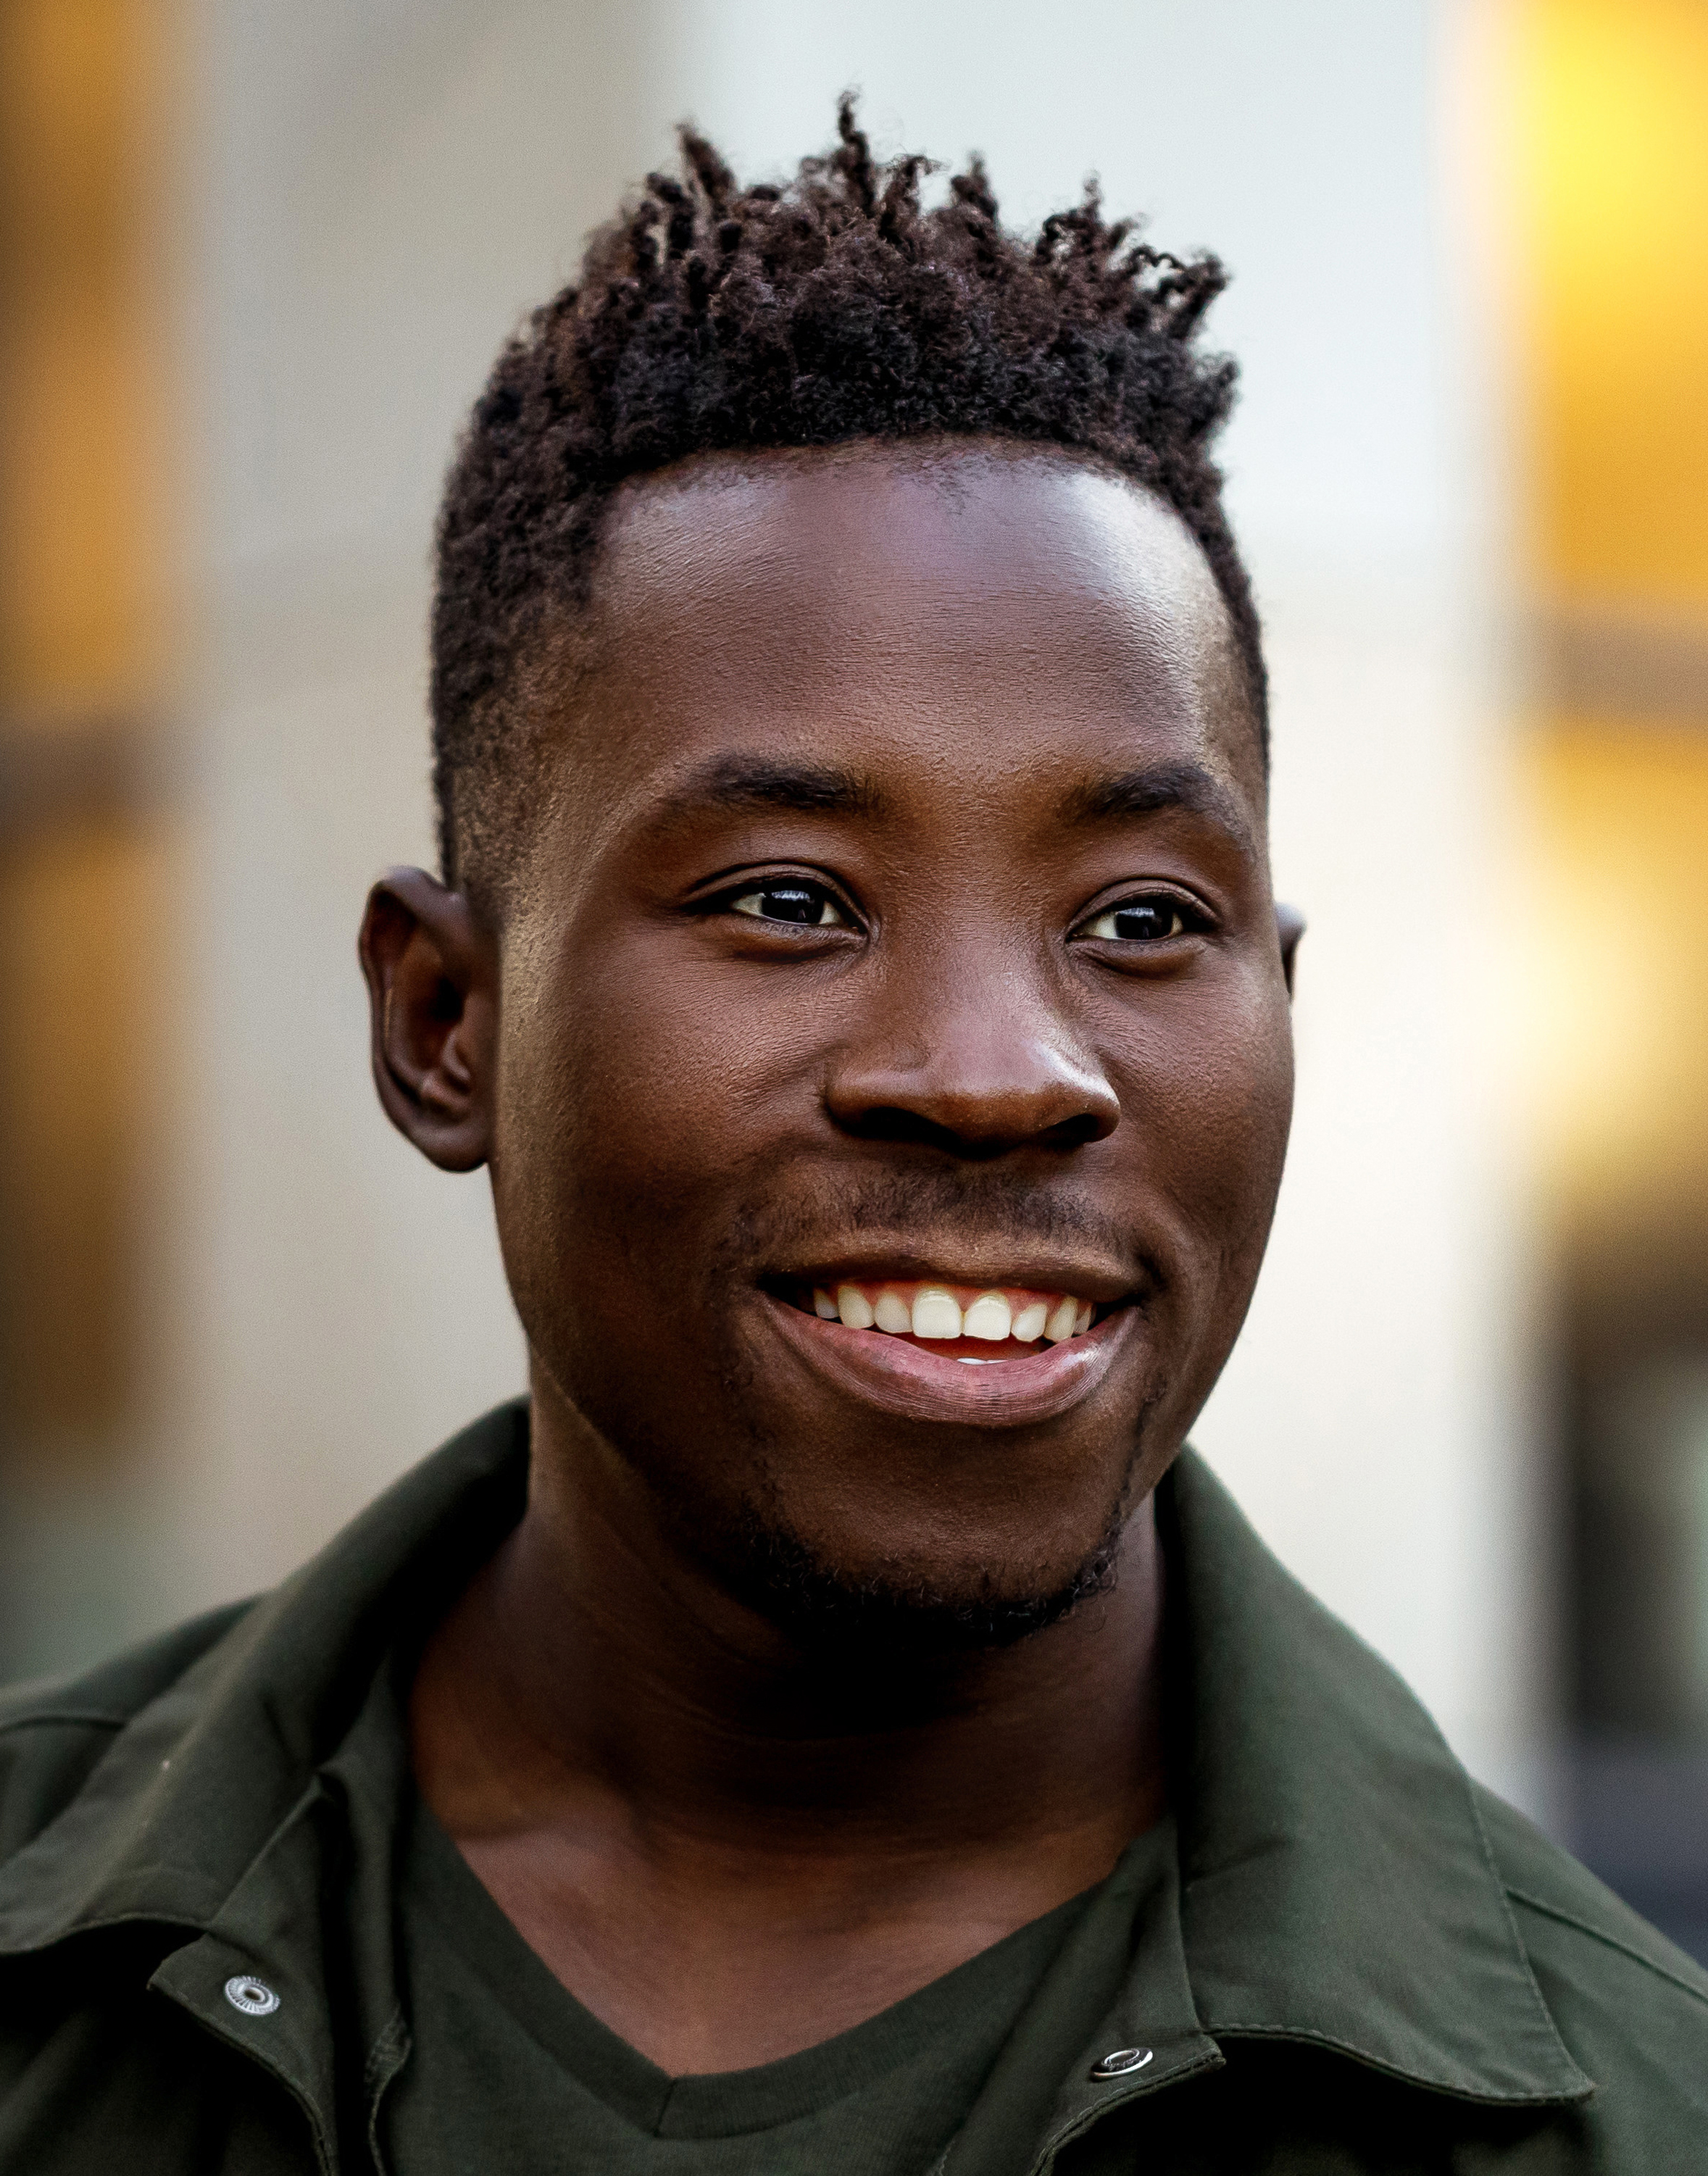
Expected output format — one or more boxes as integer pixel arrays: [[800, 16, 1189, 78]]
[[699, 1490, 1133, 1663]]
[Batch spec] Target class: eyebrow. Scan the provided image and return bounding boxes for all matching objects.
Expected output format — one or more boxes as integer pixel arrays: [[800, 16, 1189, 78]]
[[644, 754, 886, 828], [1059, 759, 1254, 849], [639, 752, 1247, 846]]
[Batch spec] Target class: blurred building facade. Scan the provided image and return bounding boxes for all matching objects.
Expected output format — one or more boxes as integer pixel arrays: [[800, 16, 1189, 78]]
[[0, 0, 179, 1673], [1512, 0, 1708, 1957], [0, 0, 1704, 1954]]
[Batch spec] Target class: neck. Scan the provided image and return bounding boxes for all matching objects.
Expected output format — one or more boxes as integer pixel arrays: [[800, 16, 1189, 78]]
[[409, 1371, 1170, 2067], [417, 1373, 1167, 1870]]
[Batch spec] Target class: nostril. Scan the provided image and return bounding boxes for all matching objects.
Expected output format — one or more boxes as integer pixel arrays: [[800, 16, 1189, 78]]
[[832, 1102, 1109, 1158], [1044, 1111, 1111, 1149], [842, 1106, 1008, 1157], [824, 1041, 1120, 1154]]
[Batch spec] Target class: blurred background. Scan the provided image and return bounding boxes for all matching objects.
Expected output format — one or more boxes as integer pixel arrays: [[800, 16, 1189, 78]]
[[1, 0, 1705, 1956]]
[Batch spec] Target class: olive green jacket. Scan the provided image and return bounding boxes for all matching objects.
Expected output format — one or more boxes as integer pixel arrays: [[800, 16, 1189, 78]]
[[1, 1402, 1704, 2173]]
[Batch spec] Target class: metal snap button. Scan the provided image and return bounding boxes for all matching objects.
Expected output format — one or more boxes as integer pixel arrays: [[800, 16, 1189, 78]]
[[224, 1975, 280, 2016], [1089, 2046, 1153, 2079]]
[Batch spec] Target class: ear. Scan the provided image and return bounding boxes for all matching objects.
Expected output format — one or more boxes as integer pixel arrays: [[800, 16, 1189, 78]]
[[1275, 901, 1306, 999], [358, 867, 496, 1172]]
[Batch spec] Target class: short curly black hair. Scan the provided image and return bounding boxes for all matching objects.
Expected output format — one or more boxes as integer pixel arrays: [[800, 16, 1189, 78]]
[[432, 98, 1263, 912]]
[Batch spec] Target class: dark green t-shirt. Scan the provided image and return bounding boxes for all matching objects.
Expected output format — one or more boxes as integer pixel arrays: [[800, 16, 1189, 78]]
[[383, 1787, 1172, 2176]]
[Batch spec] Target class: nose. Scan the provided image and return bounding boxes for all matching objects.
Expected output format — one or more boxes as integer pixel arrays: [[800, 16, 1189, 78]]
[[823, 952, 1120, 1158]]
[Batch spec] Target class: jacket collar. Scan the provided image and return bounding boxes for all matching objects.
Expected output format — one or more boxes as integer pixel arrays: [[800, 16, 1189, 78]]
[[1165, 1450, 1589, 2105], [0, 1400, 1590, 2125], [0, 1401, 528, 1961], [0, 1403, 528, 2175]]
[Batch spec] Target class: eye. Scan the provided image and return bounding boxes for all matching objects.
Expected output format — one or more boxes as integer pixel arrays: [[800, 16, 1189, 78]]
[[725, 880, 849, 927], [1079, 895, 1199, 943]]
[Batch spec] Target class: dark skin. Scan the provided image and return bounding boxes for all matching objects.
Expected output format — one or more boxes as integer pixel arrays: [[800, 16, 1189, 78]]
[[360, 439, 1300, 2075]]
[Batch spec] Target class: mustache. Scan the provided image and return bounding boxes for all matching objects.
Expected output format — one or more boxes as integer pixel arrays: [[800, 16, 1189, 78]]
[[715, 1164, 1152, 1280]]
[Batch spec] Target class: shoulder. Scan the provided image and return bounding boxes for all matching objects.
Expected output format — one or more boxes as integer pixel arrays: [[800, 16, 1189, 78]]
[[1473, 1783, 1708, 2147], [0, 1602, 253, 1864], [1475, 1783, 1708, 2012]]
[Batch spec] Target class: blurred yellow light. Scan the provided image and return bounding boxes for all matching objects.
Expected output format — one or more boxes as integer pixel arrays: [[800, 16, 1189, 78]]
[[1513, 2, 1708, 1234], [1515, 0, 1708, 612], [0, 0, 170, 712], [1518, 726, 1708, 1218]]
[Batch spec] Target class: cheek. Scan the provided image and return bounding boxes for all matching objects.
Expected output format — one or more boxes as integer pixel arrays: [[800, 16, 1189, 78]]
[[491, 939, 820, 1307], [1114, 973, 1294, 1275]]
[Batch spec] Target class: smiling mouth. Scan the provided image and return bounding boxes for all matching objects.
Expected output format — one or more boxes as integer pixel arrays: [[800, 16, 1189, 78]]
[[780, 1275, 1114, 1362], [763, 1270, 1135, 1429]]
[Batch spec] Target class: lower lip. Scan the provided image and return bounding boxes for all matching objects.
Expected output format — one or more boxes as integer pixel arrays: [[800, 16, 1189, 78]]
[[761, 1293, 1134, 1430]]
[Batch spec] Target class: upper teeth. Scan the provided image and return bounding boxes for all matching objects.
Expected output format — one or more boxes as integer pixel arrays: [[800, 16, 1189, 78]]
[[809, 1280, 1096, 1344]]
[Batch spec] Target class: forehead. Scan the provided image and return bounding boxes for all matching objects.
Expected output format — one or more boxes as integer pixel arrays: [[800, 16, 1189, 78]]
[[554, 441, 1262, 835]]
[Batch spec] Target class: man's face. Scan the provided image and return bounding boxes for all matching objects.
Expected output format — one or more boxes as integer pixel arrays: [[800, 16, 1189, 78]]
[[491, 442, 1294, 1641]]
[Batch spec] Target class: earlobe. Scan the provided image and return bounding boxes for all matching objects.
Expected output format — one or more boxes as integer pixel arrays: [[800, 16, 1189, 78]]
[[1275, 901, 1305, 999], [358, 867, 497, 1172]]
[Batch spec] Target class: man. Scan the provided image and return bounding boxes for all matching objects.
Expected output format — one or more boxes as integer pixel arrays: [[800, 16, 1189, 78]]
[[1, 105, 1703, 2175]]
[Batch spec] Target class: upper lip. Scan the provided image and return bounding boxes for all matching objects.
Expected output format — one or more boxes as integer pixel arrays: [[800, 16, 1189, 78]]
[[767, 1246, 1143, 1305]]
